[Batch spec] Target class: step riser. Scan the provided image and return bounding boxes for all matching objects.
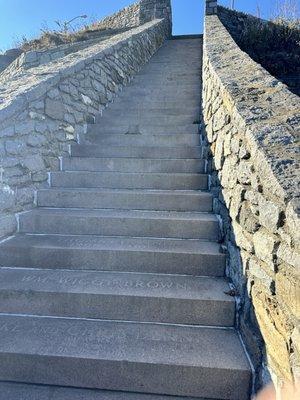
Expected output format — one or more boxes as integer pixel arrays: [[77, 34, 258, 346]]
[[129, 77, 201, 83], [0, 248, 225, 276], [70, 145, 202, 159], [87, 126, 199, 136], [50, 172, 207, 190], [133, 71, 201, 76], [61, 158, 206, 174], [95, 116, 199, 125], [19, 214, 219, 240], [37, 191, 212, 212], [0, 290, 233, 326], [0, 353, 249, 399], [115, 94, 201, 101], [83, 135, 200, 146], [128, 82, 201, 89], [110, 102, 200, 110], [105, 106, 200, 114]]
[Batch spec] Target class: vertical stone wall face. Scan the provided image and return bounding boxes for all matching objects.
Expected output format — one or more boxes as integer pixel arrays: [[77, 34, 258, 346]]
[[95, 0, 172, 35], [203, 3, 300, 391], [0, 20, 169, 239], [94, 2, 141, 30]]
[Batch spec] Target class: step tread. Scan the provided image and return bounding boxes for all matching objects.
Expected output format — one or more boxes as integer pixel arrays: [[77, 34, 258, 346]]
[[0, 382, 214, 400], [0, 314, 250, 371], [64, 156, 203, 161], [70, 144, 203, 159], [21, 208, 218, 222], [1, 234, 222, 255], [40, 187, 209, 195], [0, 267, 233, 302]]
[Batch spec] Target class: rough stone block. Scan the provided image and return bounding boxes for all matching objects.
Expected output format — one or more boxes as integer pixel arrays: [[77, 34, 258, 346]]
[[259, 199, 281, 232], [252, 285, 293, 381], [276, 265, 300, 319], [253, 229, 277, 269], [0, 213, 17, 238], [45, 98, 65, 120]]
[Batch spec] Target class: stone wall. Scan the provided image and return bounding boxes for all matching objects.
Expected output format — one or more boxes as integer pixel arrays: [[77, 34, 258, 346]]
[[0, 1, 172, 76], [217, 6, 300, 97], [0, 19, 169, 239], [0, 29, 132, 81], [95, 0, 172, 34], [95, 2, 141, 30], [0, 49, 23, 74], [203, 0, 300, 392]]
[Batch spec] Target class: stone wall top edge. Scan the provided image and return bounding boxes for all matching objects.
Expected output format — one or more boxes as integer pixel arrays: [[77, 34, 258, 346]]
[[0, 19, 165, 123], [204, 14, 300, 216]]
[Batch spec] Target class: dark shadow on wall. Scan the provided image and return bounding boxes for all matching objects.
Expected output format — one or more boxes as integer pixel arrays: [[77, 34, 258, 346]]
[[218, 6, 300, 96]]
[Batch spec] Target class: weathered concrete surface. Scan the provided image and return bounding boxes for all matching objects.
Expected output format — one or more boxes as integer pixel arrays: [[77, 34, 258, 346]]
[[0, 268, 235, 325], [0, 315, 251, 399], [0, 382, 216, 400]]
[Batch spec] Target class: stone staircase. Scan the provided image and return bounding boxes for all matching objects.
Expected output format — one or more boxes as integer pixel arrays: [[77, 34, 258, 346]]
[[0, 38, 251, 400]]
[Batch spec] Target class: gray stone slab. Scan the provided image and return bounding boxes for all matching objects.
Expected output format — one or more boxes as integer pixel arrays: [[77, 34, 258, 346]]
[[105, 105, 200, 115], [96, 114, 198, 126], [87, 124, 199, 136], [61, 157, 205, 174], [84, 133, 200, 146], [70, 144, 202, 159], [50, 171, 208, 190], [0, 234, 225, 276], [109, 100, 200, 109], [19, 208, 219, 240], [0, 382, 215, 400], [37, 188, 212, 211], [0, 315, 251, 399], [0, 268, 234, 325]]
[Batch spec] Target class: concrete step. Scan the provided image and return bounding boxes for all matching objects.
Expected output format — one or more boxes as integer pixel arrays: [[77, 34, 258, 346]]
[[130, 78, 200, 86], [0, 382, 218, 400], [109, 100, 200, 109], [0, 315, 251, 399], [0, 234, 225, 276], [37, 188, 212, 211], [137, 66, 201, 74], [0, 268, 234, 325], [19, 208, 219, 240], [118, 90, 200, 98], [88, 125, 199, 136], [83, 133, 200, 146], [61, 157, 205, 174], [95, 114, 198, 125], [87, 125, 199, 136], [124, 82, 201, 90], [50, 171, 207, 190], [105, 103, 200, 114], [70, 144, 202, 159], [114, 88, 200, 97]]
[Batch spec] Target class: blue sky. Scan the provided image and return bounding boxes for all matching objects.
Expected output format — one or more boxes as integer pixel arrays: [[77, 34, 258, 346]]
[[0, 0, 284, 51]]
